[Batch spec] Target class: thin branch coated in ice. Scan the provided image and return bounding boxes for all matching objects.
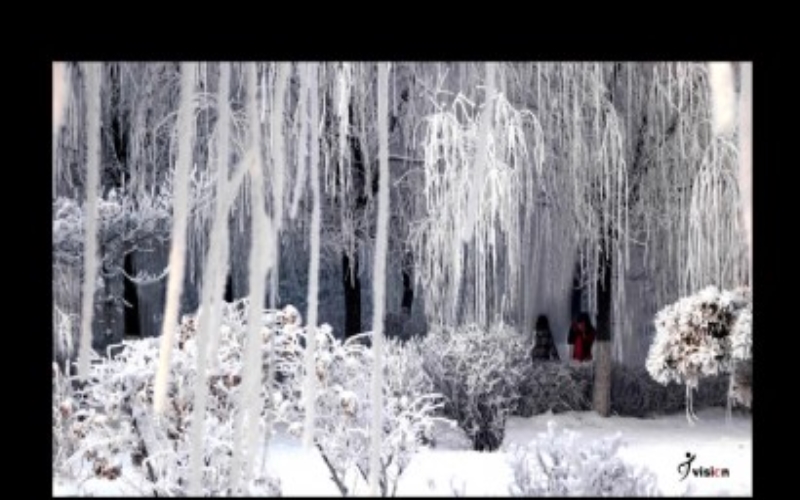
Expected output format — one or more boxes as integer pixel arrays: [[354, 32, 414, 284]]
[[77, 62, 101, 380], [153, 62, 197, 415], [369, 62, 391, 497]]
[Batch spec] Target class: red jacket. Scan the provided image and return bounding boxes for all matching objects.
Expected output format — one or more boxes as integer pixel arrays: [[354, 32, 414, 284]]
[[568, 322, 595, 361]]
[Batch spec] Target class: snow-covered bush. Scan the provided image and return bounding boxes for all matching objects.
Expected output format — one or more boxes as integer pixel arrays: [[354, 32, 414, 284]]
[[646, 286, 752, 419], [611, 364, 729, 418], [54, 296, 445, 496], [507, 421, 660, 497], [52, 299, 284, 496], [283, 327, 448, 496], [514, 361, 728, 420], [515, 362, 594, 417], [421, 323, 530, 451]]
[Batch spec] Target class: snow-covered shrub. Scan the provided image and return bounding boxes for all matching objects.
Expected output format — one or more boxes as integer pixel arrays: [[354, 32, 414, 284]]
[[515, 362, 594, 417], [53, 356, 152, 495], [611, 364, 729, 418], [421, 323, 530, 451], [53, 298, 445, 496], [512, 361, 728, 420], [285, 328, 448, 496], [646, 286, 752, 418], [52, 299, 285, 496], [507, 421, 660, 497]]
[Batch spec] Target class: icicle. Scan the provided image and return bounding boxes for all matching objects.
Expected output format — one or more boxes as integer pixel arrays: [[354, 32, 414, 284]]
[[368, 62, 391, 497], [153, 62, 197, 414], [76, 63, 102, 381], [302, 62, 322, 449]]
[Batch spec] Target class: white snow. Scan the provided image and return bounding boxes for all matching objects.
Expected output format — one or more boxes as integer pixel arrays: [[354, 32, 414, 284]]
[[53, 407, 750, 497], [275, 407, 748, 497], [399, 408, 751, 497]]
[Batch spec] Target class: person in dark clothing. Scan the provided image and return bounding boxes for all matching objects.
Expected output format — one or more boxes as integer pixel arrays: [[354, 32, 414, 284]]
[[531, 315, 560, 361], [568, 312, 596, 362]]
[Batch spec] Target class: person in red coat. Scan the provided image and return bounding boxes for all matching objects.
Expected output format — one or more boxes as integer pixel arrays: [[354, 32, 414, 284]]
[[568, 312, 596, 362]]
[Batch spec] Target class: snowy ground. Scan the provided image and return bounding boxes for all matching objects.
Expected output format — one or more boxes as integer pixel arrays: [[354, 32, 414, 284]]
[[54, 407, 751, 496], [265, 407, 751, 497], [400, 408, 750, 497]]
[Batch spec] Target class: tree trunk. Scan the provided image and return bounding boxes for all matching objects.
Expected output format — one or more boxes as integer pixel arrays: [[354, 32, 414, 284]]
[[593, 244, 612, 417], [343, 252, 361, 339]]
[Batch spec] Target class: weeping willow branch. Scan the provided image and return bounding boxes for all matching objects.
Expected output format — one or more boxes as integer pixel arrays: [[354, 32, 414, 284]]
[[411, 70, 538, 329]]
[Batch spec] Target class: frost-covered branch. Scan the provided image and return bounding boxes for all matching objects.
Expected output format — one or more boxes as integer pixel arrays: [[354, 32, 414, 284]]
[[153, 62, 197, 414], [77, 62, 102, 380]]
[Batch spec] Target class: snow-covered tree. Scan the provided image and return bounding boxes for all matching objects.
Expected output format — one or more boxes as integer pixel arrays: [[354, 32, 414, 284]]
[[646, 285, 752, 422]]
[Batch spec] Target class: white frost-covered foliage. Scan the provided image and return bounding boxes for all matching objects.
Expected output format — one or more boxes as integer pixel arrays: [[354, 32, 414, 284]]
[[281, 327, 447, 496], [53, 299, 443, 496], [646, 286, 752, 419], [507, 422, 660, 497], [646, 286, 751, 388], [422, 323, 530, 451], [52, 299, 288, 496], [52, 162, 214, 268], [515, 362, 594, 418], [411, 82, 541, 328], [52, 167, 216, 362]]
